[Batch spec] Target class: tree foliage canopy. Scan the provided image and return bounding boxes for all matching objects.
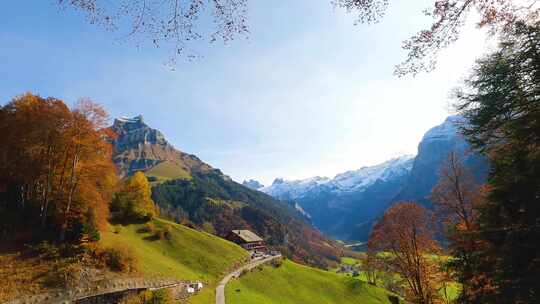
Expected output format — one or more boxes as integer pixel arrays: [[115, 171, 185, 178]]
[[455, 21, 540, 303], [0, 93, 117, 242], [111, 171, 157, 222], [368, 202, 442, 304]]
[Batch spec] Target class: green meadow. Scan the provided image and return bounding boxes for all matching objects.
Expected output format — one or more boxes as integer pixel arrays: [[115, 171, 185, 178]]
[[225, 259, 394, 304], [100, 218, 249, 303]]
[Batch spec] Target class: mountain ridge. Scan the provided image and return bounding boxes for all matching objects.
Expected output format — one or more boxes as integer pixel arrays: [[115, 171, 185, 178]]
[[262, 155, 415, 200], [260, 115, 488, 242]]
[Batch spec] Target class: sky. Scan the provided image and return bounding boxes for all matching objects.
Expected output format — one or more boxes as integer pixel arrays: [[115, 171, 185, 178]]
[[0, 1, 494, 185]]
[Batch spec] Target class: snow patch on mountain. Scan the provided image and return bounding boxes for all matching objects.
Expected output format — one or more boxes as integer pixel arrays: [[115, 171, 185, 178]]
[[262, 155, 415, 200], [294, 202, 311, 219]]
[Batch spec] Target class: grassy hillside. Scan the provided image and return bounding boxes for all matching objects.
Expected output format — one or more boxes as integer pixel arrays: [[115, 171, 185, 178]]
[[151, 171, 341, 269], [101, 218, 249, 303], [145, 161, 191, 183], [225, 259, 394, 304]]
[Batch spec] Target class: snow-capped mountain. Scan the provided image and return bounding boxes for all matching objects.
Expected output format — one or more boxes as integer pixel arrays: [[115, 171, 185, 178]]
[[262, 155, 415, 200], [242, 179, 264, 190], [259, 115, 488, 242]]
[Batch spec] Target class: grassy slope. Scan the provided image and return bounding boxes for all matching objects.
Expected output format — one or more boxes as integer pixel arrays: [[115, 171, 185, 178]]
[[145, 161, 191, 182], [100, 218, 249, 303], [225, 260, 392, 304], [340, 257, 360, 266]]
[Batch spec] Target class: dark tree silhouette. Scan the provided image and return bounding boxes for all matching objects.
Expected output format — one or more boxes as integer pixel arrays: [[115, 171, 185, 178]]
[[455, 21, 540, 303]]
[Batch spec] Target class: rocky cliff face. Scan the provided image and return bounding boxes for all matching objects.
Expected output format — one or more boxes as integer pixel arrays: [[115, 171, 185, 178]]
[[110, 115, 213, 177], [394, 116, 488, 204]]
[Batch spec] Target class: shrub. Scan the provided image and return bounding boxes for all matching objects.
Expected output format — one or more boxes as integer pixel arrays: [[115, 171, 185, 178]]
[[201, 221, 215, 234], [138, 222, 155, 234], [154, 229, 165, 240], [99, 246, 138, 273], [120, 289, 174, 304], [29, 241, 60, 260], [153, 225, 172, 240], [43, 262, 82, 288], [113, 225, 122, 234], [270, 258, 283, 268], [163, 225, 172, 240], [150, 289, 174, 304]]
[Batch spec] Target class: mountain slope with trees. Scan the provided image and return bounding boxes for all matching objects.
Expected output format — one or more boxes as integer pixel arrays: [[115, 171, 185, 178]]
[[109, 116, 341, 269]]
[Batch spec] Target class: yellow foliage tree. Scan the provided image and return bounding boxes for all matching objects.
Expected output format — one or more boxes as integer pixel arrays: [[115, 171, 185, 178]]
[[111, 172, 157, 221]]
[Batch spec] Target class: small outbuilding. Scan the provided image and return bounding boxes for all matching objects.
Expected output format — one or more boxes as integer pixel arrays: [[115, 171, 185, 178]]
[[225, 230, 266, 252]]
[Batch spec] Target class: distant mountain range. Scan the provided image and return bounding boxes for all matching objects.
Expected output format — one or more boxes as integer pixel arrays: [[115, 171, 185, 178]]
[[108, 115, 340, 268], [258, 116, 488, 242]]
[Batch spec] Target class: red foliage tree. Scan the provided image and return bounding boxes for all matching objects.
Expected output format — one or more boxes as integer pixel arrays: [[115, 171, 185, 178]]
[[368, 201, 441, 304]]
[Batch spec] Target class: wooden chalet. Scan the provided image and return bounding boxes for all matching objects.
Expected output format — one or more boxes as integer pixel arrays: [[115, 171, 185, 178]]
[[225, 230, 266, 252]]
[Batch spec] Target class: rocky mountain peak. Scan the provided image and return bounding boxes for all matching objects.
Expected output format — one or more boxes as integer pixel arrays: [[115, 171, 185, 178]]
[[113, 115, 145, 131], [242, 179, 264, 190], [110, 115, 213, 177], [111, 115, 169, 151]]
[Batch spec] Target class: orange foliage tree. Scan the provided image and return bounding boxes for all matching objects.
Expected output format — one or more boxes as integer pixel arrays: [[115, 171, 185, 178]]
[[368, 201, 442, 304], [0, 93, 117, 242]]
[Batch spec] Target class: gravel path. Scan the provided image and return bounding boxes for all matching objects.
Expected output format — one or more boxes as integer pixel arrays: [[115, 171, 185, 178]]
[[216, 255, 281, 304]]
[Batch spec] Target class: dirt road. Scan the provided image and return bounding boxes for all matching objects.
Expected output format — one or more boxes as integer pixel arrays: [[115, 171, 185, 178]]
[[215, 255, 281, 304]]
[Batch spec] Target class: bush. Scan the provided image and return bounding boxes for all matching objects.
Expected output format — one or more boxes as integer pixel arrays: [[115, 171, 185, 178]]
[[138, 222, 155, 234], [28, 241, 60, 260], [201, 221, 215, 234], [270, 258, 283, 268], [99, 246, 138, 273], [163, 225, 172, 240], [43, 262, 82, 288], [154, 225, 172, 240], [113, 225, 122, 234], [150, 289, 174, 304], [154, 229, 165, 240], [120, 289, 174, 304], [239, 269, 250, 277]]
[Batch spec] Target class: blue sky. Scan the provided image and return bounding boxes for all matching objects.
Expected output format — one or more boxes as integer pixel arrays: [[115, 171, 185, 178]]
[[0, 1, 492, 185]]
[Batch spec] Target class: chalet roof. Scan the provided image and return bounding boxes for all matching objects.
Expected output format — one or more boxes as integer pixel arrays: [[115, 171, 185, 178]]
[[231, 230, 263, 242]]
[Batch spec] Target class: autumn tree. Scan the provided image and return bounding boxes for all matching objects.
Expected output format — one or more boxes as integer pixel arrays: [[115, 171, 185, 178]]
[[0, 93, 117, 242], [58, 0, 249, 65], [454, 21, 540, 303], [368, 202, 442, 304], [339, 0, 540, 76], [111, 171, 157, 222], [430, 152, 489, 301]]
